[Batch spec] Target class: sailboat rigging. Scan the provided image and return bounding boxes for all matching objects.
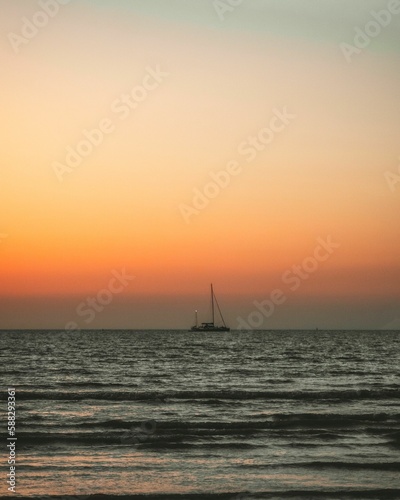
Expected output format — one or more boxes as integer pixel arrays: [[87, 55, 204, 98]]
[[191, 284, 230, 332]]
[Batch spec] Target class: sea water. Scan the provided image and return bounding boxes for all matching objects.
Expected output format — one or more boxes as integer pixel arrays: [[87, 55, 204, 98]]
[[1, 329, 399, 498]]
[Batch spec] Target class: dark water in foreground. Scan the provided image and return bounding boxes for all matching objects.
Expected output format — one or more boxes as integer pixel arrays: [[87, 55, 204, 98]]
[[1, 330, 400, 499]]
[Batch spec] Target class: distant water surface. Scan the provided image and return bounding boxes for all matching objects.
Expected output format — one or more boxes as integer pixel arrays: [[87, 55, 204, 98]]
[[1, 330, 400, 499]]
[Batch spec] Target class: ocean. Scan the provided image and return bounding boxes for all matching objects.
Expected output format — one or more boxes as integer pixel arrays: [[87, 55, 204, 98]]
[[1, 329, 400, 499]]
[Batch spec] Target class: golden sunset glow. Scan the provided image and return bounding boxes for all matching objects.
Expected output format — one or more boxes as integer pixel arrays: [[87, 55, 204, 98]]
[[1, 0, 399, 329]]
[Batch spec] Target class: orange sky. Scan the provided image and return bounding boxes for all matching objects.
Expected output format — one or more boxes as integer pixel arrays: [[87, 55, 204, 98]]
[[1, 0, 399, 329]]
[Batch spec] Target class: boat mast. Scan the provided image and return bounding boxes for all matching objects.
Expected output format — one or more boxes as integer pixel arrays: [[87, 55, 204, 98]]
[[211, 283, 215, 325]]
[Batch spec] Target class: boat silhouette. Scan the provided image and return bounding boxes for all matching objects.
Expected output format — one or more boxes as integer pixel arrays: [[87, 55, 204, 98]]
[[191, 284, 230, 332]]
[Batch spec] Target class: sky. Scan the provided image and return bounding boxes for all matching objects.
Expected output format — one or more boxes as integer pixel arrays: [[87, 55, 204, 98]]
[[0, 0, 399, 330]]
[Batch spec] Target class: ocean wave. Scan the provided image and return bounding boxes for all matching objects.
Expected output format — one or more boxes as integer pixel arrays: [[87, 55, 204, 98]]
[[61, 413, 400, 430], [13, 389, 400, 402], [6, 412, 400, 447], [2, 489, 400, 499]]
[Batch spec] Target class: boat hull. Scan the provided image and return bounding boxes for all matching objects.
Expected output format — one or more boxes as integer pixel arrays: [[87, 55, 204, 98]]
[[190, 326, 230, 332]]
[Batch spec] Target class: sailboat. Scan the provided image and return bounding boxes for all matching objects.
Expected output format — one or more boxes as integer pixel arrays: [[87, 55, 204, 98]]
[[191, 284, 230, 332]]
